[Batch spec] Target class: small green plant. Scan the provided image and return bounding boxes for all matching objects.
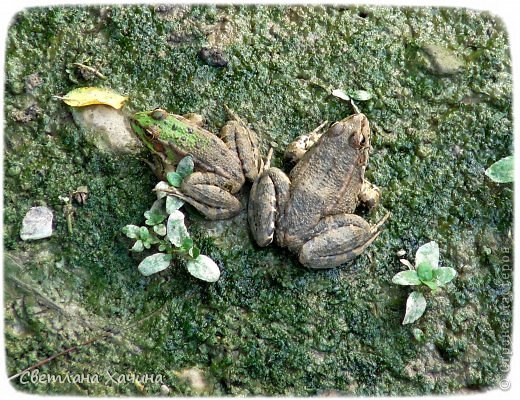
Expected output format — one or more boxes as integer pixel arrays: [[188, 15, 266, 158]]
[[123, 156, 220, 283], [331, 88, 373, 102], [485, 155, 513, 183], [392, 241, 457, 324], [331, 88, 373, 114]]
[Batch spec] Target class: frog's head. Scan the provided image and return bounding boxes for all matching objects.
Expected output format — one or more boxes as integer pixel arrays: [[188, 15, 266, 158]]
[[327, 113, 371, 166], [130, 108, 170, 152], [330, 113, 371, 151]]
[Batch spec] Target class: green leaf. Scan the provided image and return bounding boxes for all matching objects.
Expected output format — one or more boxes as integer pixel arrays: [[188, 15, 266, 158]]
[[331, 88, 350, 101], [177, 155, 194, 178], [181, 237, 194, 251], [403, 291, 427, 325], [412, 328, 425, 342], [130, 240, 144, 252], [122, 225, 140, 239], [186, 255, 220, 282], [158, 243, 168, 252], [422, 280, 438, 290], [144, 198, 168, 226], [166, 195, 184, 214], [139, 226, 150, 239], [145, 212, 167, 226], [143, 240, 151, 249], [415, 241, 439, 270], [167, 210, 189, 247], [433, 267, 457, 286], [146, 234, 161, 245], [400, 259, 415, 270], [137, 253, 173, 276], [348, 89, 373, 101], [392, 270, 421, 285], [153, 224, 167, 236], [166, 172, 183, 187], [150, 197, 167, 213], [155, 181, 170, 199], [417, 262, 433, 282], [485, 155, 513, 183], [189, 246, 200, 259]]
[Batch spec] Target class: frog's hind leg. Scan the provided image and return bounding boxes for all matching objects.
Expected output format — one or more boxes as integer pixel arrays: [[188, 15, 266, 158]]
[[170, 172, 243, 220], [298, 212, 390, 269], [248, 167, 290, 247]]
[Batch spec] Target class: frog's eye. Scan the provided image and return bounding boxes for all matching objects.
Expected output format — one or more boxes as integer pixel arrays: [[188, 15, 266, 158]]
[[145, 125, 161, 140], [151, 108, 168, 121], [349, 132, 366, 149], [349, 132, 364, 150]]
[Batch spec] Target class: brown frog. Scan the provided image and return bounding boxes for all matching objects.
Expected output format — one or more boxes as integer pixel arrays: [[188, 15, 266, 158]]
[[248, 113, 390, 269]]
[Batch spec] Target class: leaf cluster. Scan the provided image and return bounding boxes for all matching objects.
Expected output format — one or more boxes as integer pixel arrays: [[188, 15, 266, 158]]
[[122, 156, 220, 282], [392, 241, 457, 324]]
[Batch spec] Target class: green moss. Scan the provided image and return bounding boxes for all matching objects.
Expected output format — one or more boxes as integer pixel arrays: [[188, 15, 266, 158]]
[[4, 5, 512, 396]]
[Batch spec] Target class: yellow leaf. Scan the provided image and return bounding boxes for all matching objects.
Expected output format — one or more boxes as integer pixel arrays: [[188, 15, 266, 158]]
[[55, 87, 128, 109], [134, 379, 145, 393]]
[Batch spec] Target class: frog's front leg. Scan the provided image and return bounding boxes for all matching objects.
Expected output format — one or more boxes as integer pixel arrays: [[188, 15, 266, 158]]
[[141, 154, 176, 180], [359, 180, 381, 209], [248, 167, 290, 246], [220, 106, 262, 181], [298, 212, 390, 269], [221, 120, 262, 181], [169, 172, 243, 220], [284, 120, 329, 162]]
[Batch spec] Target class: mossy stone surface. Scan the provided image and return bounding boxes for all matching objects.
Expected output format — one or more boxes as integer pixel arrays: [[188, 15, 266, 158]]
[[4, 5, 512, 395]]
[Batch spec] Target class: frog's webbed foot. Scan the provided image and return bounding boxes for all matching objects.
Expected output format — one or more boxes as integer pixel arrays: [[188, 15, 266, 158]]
[[221, 115, 262, 182], [166, 172, 243, 220], [284, 120, 329, 163], [298, 212, 390, 269], [248, 167, 290, 247], [358, 180, 381, 210]]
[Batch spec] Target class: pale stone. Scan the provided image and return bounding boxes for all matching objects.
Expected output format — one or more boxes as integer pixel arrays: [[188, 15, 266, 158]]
[[423, 44, 464, 75], [20, 206, 53, 240], [72, 105, 142, 154]]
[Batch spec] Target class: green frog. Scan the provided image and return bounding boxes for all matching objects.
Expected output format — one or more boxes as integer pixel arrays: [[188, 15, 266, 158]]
[[131, 107, 261, 219], [248, 113, 390, 269]]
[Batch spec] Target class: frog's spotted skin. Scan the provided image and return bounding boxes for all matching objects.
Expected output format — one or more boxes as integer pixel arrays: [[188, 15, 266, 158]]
[[131, 109, 261, 219], [132, 111, 210, 151], [248, 113, 390, 269]]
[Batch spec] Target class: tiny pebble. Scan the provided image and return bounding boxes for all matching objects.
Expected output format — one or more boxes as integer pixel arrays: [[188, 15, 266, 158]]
[[160, 384, 170, 395], [396, 249, 406, 257], [198, 47, 228, 68], [20, 206, 53, 240]]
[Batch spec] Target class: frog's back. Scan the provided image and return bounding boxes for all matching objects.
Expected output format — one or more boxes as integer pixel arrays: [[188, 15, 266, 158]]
[[171, 117, 245, 188], [282, 118, 367, 244]]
